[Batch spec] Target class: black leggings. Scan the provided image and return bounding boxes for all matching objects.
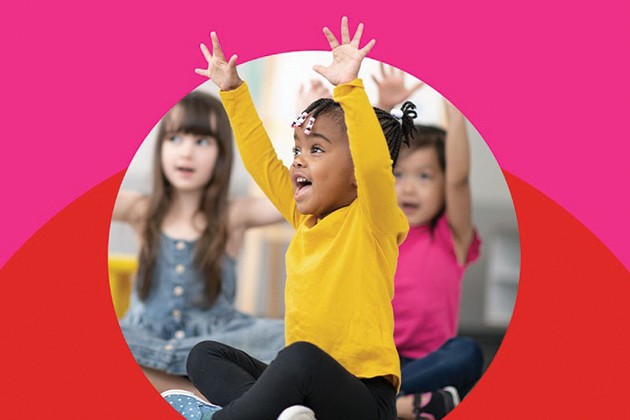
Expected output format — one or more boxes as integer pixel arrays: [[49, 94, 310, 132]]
[[186, 341, 397, 420]]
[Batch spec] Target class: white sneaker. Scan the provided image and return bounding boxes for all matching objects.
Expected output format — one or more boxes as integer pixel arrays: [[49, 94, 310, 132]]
[[277, 404, 317, 420]]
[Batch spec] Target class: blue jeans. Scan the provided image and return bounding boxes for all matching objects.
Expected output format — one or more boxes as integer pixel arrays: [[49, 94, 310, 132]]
[[399, 337, 484, 397]]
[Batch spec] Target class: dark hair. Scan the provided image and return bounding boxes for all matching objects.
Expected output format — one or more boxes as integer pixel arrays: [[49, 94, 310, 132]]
[[404, 124, 446, 171], [398, 124, 447, 232], [300, 99, 417, 166], [137, 90, 233, 306]]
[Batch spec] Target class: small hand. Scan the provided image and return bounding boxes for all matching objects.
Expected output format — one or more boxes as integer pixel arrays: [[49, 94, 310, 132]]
[[372, 63, 424, 111], [297, 79, 332, 111], [313, 16, 375, 86], [194, 32, 243, 91]]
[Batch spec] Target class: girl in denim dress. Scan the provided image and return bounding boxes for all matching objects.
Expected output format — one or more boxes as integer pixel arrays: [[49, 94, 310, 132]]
[[112, 90, 285, 396]]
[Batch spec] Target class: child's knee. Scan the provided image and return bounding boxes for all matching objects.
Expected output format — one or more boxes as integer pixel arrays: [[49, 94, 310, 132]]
[[457, 337, 484, 371], [186, 340, 224, 374], [282, 341, 322, 356], [273, 341, 330, 384], [278, 341, 328, 368]]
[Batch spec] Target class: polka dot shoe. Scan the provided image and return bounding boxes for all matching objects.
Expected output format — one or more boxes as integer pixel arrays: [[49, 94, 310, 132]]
[[161, 389, 221, 420]]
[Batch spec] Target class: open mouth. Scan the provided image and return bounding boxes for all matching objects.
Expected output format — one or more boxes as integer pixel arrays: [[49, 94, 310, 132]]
[[400, 202, 419, 212], [176, 166, 195, 175], [294, 177, 312, 199]]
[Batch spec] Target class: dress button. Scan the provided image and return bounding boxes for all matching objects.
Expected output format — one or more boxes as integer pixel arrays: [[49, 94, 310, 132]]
[[164, 344, 174, 351], [176, 241, 186, 250], [171, 309, 182, 319], [174, 330, 185, 340], [175, 264, 185, 274], [173, 286, 184, 296]]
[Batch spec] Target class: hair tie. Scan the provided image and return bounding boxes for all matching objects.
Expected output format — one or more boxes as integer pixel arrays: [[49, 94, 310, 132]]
[[400, 101, 418, 120], [390, 109, 403, 119], [390, 102, 418, 121], [291, 112, 308, 128], [304, 117, 316, 135]]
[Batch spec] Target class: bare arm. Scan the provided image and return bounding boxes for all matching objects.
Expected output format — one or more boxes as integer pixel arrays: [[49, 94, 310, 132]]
[[372, 63, 424, 111], [226, 195, 285, 258], [231, 195, 284, 230], [196, 31, 302, 227], [314, 18, 402, 232], [112, 190, 147, 225], [111, 190, 149, 244], [444, 99, 474, 265]]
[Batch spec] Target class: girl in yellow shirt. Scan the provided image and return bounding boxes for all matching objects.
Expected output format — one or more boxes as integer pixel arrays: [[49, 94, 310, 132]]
[[164, 17, 416, 420]]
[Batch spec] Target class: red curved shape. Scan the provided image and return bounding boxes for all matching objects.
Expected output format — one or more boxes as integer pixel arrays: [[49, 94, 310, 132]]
[[0, 171, 181, 418], [453, 171, 630, 418], [0, 170, 628, 417]]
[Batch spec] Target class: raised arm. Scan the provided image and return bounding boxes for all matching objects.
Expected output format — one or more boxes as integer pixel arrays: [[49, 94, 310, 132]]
[[195, 32, 301, 227], [372, 63, 424, 111], [112, 190, 147, 226], [231, 195, 284, 230], [314, 17, 402, 232], [226, 195, 285, 257], [312, 16, 375, 86], [443, 99, 474, 264], [194, 32, 243, 92]]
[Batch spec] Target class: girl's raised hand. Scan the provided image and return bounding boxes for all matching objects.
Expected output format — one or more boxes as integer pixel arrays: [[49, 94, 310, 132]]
[[373, 63, 424, 111], [313, 16, 375, 86], [195, 32, 243, 91], [297, 79, 332, 111]]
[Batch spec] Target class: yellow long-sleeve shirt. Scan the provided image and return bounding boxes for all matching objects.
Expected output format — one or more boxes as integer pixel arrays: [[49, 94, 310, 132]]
[[220, 79, 408, 389]]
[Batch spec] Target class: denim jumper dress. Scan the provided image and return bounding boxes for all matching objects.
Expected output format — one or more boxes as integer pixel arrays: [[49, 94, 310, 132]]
[[119, 233, 285, 375]]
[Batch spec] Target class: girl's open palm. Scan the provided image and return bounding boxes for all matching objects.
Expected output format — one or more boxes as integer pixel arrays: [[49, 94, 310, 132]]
[[195, 32, 242, 91], [313, 17, 375, 86]]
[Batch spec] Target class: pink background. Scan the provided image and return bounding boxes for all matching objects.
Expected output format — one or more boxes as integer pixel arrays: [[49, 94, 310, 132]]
[[1, 0, 629, 417], [2, 1, 628, 272]]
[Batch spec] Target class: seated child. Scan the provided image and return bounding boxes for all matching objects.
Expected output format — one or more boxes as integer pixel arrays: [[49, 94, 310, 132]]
[[162, 17, 416, 420]]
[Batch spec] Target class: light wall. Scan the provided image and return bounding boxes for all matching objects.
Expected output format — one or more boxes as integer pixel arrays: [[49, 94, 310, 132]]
[[111, 52, 513, 211], [109, 52, 519, 330]]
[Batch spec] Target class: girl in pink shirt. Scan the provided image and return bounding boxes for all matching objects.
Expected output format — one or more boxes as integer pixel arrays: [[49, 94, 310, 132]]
[[373, 66, 483, 420]]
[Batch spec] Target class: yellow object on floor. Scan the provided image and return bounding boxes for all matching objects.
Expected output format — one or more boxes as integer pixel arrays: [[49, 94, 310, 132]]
[[108, 254, 137, 318]]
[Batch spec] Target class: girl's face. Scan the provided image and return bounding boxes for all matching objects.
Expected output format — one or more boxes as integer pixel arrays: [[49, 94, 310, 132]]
[[290, 114, 357, 218], [161, 131, 218, 194], [394, 147, 445, 227]]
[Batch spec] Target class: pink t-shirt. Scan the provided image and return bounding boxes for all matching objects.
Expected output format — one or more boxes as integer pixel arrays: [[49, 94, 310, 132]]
[[393, 214, 481, 359]]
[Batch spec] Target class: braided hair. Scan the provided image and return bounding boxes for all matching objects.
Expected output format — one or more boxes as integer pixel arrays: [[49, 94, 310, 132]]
[[300, 99, 418, 167], [374, 101, 417, 165]]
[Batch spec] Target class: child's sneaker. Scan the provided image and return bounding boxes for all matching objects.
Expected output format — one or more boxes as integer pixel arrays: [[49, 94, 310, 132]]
[[413, 386, 460, 420], [161, 389, 222, 420], [277, 404, 317, 420]]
